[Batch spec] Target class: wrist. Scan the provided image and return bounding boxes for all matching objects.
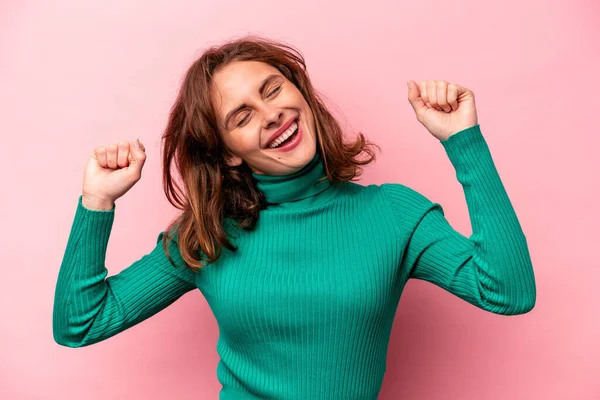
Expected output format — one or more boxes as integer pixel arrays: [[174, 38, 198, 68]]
[[81, 194, 115, 211]]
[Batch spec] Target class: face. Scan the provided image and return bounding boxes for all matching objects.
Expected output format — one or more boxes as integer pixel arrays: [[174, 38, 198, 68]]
[[210, 60, 317, 176]]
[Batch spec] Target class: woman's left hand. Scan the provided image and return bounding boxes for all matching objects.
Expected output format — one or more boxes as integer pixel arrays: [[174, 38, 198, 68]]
[[406, 80, 478, 141]]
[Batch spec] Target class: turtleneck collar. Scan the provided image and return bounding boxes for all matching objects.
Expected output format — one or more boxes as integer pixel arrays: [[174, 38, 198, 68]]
[[252, 152, 335, 210]]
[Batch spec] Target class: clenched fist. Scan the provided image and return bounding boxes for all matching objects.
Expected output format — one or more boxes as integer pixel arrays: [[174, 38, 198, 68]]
[[406, 80, 478, 141], [81, 139, 146, 210]]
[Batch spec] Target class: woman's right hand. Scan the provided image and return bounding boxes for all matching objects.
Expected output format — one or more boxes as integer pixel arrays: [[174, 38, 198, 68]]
[[81, 139, 147, 210]]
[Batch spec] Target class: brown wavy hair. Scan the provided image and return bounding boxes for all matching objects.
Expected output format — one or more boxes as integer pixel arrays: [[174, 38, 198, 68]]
[[159, 34, 380, 272]]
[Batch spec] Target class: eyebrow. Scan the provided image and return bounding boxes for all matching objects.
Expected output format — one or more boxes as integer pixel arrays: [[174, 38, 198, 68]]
[[223, 74, 281, 129]]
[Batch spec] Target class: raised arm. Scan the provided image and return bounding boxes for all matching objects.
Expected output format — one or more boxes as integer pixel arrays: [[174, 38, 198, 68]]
[[53, 196, 198, 347], [383, 124, 536, 315]]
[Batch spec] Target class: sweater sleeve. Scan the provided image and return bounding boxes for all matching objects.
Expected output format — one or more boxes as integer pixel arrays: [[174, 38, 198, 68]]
[[53, 195, 198, 348], [382, 124, 536, 316]]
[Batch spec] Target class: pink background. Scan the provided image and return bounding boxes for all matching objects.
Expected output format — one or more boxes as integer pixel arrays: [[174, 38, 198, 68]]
[[1, 0, 599, 399]]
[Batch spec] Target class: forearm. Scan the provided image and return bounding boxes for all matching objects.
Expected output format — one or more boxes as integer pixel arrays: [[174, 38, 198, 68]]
[[53, 195, 116, 347], [440, 124, 536, 314]]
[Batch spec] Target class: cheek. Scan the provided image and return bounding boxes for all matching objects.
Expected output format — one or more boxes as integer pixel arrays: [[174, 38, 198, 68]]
[[299, 99, 315, 127], [225, 131, 259, 153], [294, 91, 310, 108], [293, 93, 313, 119]]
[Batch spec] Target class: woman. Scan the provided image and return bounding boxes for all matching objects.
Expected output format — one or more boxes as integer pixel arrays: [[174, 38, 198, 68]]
[[53, 35, 536, 399]]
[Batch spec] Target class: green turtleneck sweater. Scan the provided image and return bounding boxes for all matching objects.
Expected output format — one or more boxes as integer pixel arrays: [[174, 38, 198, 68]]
[[53, 124, 536, 399]]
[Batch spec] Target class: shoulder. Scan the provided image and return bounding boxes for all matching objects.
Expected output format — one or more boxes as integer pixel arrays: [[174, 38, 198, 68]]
[[338, 180, 426, 201], [154, 229, 200, 283], [156, 226, 180, 245], [337, 181, 441, 218], [338, 181, 441, 207], [375, 183, 445, 227], [342, 181, 432, 205], [379, 183, 436, 209]]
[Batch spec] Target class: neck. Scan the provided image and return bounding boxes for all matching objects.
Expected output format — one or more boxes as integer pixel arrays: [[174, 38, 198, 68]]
[[251, 152, 335, 210]]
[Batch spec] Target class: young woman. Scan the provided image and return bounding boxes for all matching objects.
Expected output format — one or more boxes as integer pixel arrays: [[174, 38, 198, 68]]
[[53, 35, 536, 399]]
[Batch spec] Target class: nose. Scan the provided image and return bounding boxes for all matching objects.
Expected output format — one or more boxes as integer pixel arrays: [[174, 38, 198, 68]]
[[263, 106, 283, 129]]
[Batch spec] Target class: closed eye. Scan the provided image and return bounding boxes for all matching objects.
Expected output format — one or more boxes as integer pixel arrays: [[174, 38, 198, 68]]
[[238, 114, 250, 126], [236, 85, 282, 127], [269, 85, 281, 96]]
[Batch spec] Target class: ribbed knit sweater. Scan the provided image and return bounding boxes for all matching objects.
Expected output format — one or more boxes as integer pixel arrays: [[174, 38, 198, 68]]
[[53, 124, 536, 399]]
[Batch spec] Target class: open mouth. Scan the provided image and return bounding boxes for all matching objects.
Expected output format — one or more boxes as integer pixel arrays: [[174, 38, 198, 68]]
[[267, 119, 300, 150]]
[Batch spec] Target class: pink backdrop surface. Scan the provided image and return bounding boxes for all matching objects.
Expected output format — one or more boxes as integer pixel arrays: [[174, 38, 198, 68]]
[[1, 0, 598, 399]]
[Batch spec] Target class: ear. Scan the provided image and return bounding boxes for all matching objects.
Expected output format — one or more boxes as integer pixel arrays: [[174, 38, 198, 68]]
[[225, 153, 243, 167]]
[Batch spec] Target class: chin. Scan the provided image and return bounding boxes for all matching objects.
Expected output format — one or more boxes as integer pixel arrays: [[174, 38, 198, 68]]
[[269, 135, 316, 170], [268, 152, 313, 176]]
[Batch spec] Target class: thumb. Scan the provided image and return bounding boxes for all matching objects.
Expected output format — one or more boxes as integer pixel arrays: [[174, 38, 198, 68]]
[[127, 138, 146, 172], [407, 80, 426, 116]]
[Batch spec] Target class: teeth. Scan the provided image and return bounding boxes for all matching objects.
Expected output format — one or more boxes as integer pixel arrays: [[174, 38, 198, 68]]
[[269, 121, 298, 148]]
